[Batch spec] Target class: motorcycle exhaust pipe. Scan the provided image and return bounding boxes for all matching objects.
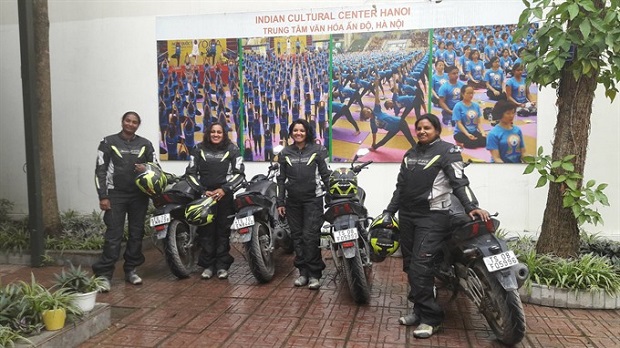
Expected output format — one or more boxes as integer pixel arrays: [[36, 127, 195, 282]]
[[513, 263, 530, 288]]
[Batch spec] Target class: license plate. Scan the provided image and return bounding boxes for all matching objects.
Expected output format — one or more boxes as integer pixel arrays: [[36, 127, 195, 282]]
[[231, 215, 255, 230], [150, 213, 170, 227], [483, 250, 519, 272], [332, 227, 358, 243]]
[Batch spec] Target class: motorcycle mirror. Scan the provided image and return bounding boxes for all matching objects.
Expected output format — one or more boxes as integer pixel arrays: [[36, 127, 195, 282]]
[[356, 148, 370, 158], [273, 145, 284, 156], [351, 148, 370, 164]]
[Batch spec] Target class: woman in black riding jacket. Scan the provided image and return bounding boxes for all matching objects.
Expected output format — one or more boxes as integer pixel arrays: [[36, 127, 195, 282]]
[[385, 113, 489, 339], [186, 122, 244, 280], [276, 119, 330, 290]]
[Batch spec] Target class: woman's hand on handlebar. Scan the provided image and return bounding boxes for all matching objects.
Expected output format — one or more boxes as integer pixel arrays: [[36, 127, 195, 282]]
[[277, 206, 286, 217], [468, 208, 490, 222]]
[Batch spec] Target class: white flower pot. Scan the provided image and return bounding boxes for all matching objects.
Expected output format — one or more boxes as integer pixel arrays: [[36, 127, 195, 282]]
[[72, 290, 98, 312]]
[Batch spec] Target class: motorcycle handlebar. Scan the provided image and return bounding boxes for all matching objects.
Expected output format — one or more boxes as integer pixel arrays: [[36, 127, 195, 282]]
[[352, 161, 373, 173]]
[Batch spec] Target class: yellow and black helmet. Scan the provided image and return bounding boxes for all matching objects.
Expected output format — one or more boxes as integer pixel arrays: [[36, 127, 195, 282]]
[[135, 163, 167, 197], [328, 168, 358, 198], [184, 196, 217, 226], [368, 212, 400, 262]]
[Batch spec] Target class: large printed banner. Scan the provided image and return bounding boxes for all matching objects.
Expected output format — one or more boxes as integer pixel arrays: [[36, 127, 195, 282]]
[[156, 2, 536, 163]]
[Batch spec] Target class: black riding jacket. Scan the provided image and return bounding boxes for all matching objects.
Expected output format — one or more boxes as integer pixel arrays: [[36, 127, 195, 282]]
[[185, 141, 244, 193], [95, 132, 156, 199], [276, 142, 330, 206], [386, 138, 478, 214]]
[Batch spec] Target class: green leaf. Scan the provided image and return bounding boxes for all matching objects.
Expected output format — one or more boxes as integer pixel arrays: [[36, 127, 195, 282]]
[[586, 180, 595, 188], [537, 146, 544, 156], [567, 3, 579, 20], [553, 57, 564, 71], [563, 195, 575, 207], [556, 175, 568, 183], [597, 183, 608, 191], [521, 0, 530, 9], [571, 204, 581, 218], [600, 194, 610, 206], [563, 154, 576, 161], [566, 180, 578, 191], [580, 0, 597, 13], [562, 162, 575, 171], [551, 160, 562, 169], [586, 191, 596, 204], [523, 164, 536, 174], [580, 19, 592, 41], [533, 7, 543, 19], [577, 215, 587, 226], [536, 176, 548, 188]]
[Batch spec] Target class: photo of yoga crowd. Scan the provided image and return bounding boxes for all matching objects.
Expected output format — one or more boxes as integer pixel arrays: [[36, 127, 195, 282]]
[[157, 38, 240, 161], [156, 23, 538, 163], [240, 35, 330, 162]]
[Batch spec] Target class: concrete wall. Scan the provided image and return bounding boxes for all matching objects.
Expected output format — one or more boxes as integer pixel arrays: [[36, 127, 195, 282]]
[[1, 0, 618, 238]]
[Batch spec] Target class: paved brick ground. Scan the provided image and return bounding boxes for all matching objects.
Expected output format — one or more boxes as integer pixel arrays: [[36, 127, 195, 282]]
[[2, 246, 620, 347]]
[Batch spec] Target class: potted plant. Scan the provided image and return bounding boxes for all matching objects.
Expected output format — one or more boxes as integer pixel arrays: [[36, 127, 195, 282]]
[[54, 264, 106, 312], [19, 274, 78, 331]]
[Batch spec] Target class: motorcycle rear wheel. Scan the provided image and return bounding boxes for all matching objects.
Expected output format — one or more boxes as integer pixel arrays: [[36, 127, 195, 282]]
[[342, 248, 370, 304], [472, 261, 526, 345], [164, 220, 198, 279], [245, 221, 275, 283]]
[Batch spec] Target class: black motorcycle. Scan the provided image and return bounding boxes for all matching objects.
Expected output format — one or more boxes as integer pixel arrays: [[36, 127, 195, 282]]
[[436, 200, 529, 345], [322, 148, 374, 304], [148, 175, 202, 279], [149, 174, 244, 279], [230, 147, 293, 283]]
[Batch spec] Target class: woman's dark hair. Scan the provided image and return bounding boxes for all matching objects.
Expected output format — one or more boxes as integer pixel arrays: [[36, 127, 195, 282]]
[[512, 63, 523, 72], [288, 119, 315, 143], [122, 111, 141, 124], [491, 100, 517, 121], [203, 121, 230, 150], [460, 85, 473, 100], [415, 113, 442, 135], [489, 56, 499, 65], [468, 49, 480, 60]]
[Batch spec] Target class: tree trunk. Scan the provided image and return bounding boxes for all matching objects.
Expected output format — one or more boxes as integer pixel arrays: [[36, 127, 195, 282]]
[[33, 0, 62, 237], [535, 65, 598, 258]]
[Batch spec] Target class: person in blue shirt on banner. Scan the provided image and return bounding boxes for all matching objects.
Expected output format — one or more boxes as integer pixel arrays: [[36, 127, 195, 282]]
[[442, 41, 457, 67], [486, 100, 526, 163], [457, 45, 471, 81], [484, 57, 506, 101], [432, 60, 449, 106], [438, 65, 466, 126], [506, 63, 535, 108], [360, 79, 417, 151], [452, 85, 486, 149], [499, 48, 513, 75], [466, 50, 486, 89]]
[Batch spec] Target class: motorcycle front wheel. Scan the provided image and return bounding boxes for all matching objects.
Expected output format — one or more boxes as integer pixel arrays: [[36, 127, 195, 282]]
[[245, 221, 275, 283], [472, 260, 526, 345], [164, 220, 198, 279], [342, 248, 371, 304]]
